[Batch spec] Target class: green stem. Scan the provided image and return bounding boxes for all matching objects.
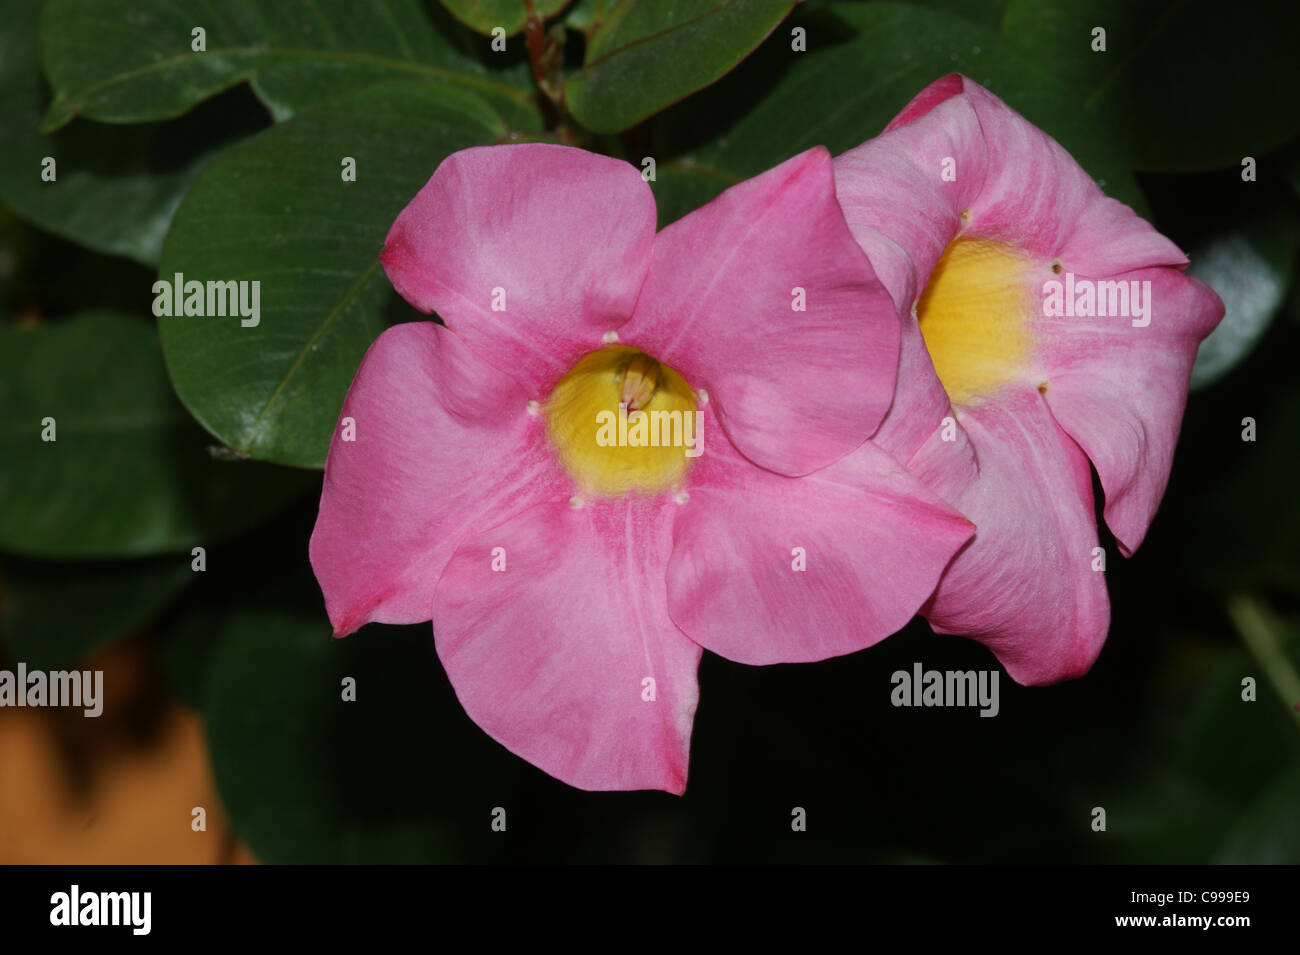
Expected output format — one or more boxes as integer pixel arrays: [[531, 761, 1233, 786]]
[[1227, 593, 1300, 735]]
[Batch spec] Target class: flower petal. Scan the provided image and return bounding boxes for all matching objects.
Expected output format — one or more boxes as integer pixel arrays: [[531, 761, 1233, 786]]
[[836, 75, 1190, 313], [433, 498, 700, 794], [620, 147, 899, 476], [309, 322, 567, 637], [380, 143, 657, 396], [907, 388, 1111, 685], [666, 421, 973, 664], [1035, 268, 1224, 554], [834, 81, 987, 310], [832, 80, 986, 459]]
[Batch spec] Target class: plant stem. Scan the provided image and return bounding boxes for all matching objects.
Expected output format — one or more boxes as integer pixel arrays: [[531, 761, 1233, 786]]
[[1228, 592, 1300, 735]]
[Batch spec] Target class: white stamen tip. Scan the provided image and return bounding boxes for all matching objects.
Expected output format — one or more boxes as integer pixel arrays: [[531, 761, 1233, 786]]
[[569, 495, 583, 509], [601, 330, 620, 344], [696, 389, 709, 406], [674, 491, 690, 505], [526, 400, 540, 416]]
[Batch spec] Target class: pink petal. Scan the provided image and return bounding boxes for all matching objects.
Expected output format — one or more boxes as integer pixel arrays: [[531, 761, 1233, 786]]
[[835, 75, 1189, 307], [1036, 268, 1225, 554], [958, 80, 1188, 269], [834, 82, 986, 310], [665, 420, 973, 664], [380, 143, 657, 396], [907, 388, 1111, 685], [832, 83, 986, 460], [885, 73, 965, 132], [619, 147, 899, 477], [870, 314, 952, 464], [309, 322, 567, 637], [433, 498, 701, 794]]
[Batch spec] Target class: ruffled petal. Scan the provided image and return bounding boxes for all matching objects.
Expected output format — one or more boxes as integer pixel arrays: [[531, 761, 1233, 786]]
[[620, 147, 899, 476], [834, 82, 987, 309], [309, 322, 567, 637], [380, 144, 657, 395], [666, 428, 973, 664], [959, 80, 1187, 270], [907, 388, 1111, 685], [1035, 268, 1224, 553]]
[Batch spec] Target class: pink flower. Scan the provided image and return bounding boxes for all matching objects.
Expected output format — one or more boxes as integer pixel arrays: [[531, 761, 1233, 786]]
[[833, 75, 1225, 685], [309, 143, 972, 793]]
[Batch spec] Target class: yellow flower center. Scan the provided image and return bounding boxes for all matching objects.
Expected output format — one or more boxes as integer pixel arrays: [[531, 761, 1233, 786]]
[[916, 237, 1036, 406], [545, 345, 701, 496]]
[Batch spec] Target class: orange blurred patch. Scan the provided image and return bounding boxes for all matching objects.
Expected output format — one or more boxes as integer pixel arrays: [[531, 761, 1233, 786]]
[[0, 636, 257, 864]]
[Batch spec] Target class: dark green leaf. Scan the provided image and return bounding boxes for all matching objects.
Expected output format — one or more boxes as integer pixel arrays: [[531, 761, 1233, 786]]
[[157, 80, 514, 467], [0, 555, 193, 669], [40, 0, 538, 130], [565, 0, 795, 134], [440, 0, 569, 36], [1001, 0, 1300, 171], [0, 0, 263, 265], [203, 607, 521, 862], [901, 0, 1011, 29], [156, 588, 226, 710], [649, 3, 1149, 223], [0, 312, 310, 557], [1100, 628, 1300, 862]]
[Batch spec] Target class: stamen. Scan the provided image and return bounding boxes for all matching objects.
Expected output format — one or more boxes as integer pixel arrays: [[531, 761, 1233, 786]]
[[619, 352, 661, 413], [544, 346, 699, 497]]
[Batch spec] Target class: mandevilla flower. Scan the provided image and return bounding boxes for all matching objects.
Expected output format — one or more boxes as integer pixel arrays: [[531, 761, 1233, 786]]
[[309, 143, 973, 792], [833, 75, 1226, 685]]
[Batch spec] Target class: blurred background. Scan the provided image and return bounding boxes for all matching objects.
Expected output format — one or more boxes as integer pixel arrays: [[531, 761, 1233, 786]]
[[2, 0, 1298, 863]]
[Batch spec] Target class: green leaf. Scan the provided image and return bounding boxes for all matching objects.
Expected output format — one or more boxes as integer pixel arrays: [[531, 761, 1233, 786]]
[[1001, 0, 1300, 171], [157, 80, 513, 468], [202, 606, 519, 863], [1189, 211, 1300, 389], [1101, 629, 1300, 862], [565, 0, 795, 134], [0, 555, 192, 670], [0, 0, 263, 266], [902, 0, 1011, 29], [39, 0, 537, 130], [0, 312, 310, 557], [440, 0, 569, 36], [649, 3, 1149, 223], [156, 586, 226, 710]]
